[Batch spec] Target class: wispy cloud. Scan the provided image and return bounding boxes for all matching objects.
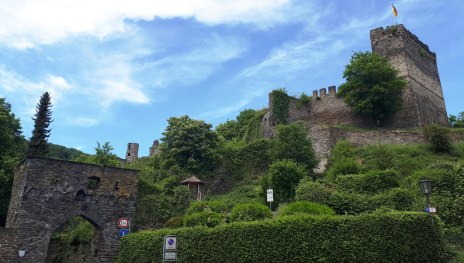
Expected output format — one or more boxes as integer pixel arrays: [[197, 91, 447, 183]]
[[0, 0, 301, 49], [141, 35, 247, 90], [0, 66, 73, 114]]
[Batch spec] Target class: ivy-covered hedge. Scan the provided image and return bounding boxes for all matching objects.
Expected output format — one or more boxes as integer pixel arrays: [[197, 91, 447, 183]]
[[270, 89, 289, 124], [118, 212, 445, 263]]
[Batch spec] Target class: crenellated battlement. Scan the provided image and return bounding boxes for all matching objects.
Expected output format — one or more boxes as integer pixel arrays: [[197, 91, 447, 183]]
[[312, 86, 337, 99]]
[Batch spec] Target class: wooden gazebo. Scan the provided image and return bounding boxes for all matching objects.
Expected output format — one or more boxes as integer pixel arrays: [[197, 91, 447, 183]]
[[180, 176, 205, 201]]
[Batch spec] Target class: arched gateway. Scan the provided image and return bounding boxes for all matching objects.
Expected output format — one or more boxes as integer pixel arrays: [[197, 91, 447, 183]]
[[0, 157, 139, 263]]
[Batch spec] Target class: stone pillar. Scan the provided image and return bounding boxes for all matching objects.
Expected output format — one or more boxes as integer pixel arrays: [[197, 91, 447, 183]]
[[312, 90, 318, 98], [328, 86, 336, 95], [319, 88, 327, 97]]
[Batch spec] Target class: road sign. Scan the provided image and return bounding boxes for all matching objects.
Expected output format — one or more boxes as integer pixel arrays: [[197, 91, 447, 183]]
[[119, 229, 130, 237], [118, 217, 129, 229], [163, 251, 177, 261], [164, 236, 177, 250], [267, 189, 274, 202], [426, 207, 437, 213]]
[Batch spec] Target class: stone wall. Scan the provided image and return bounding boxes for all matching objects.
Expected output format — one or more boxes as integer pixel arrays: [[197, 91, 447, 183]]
[[0, 227, 15, 262], [370, 24, 448, 128], [4, 157, 139, 263]]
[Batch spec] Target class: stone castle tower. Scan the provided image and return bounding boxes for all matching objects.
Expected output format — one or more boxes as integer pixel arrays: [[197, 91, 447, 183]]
[[125, 142, 139, 163], [149, 140, 160, 157], [370, 24, 448, 127]]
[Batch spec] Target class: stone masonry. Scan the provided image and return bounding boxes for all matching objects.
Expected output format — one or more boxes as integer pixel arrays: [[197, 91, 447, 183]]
[[125, 142, 139, 163], [262, 25, 453, 170], [0, 157, 139, 263]]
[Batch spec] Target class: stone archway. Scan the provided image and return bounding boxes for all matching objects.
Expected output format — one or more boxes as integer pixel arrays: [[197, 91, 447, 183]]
[[3, 157, 139, 263], [45, 215, 101, 263]]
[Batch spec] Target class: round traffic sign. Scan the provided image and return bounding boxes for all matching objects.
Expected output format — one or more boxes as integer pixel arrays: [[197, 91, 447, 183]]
[[118, 217, 129, 229]]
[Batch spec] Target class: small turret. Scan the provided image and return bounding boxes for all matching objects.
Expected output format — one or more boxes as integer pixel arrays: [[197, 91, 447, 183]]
[[149, 140, 160, 157], [125, 143, 139, 163]]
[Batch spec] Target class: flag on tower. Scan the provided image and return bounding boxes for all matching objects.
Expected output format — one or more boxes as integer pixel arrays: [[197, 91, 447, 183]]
[[392, 4, 398, 17]]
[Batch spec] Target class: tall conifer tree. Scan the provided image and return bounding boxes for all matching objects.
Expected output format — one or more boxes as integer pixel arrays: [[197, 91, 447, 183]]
[[28, 92, 53, 156]]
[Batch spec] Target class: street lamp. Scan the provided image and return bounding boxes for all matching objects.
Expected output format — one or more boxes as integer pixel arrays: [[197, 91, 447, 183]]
[[419, 178, 432, 212]]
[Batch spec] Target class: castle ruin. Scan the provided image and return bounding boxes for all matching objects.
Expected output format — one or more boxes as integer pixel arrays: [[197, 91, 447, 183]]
[[262, 24, 450, 168]]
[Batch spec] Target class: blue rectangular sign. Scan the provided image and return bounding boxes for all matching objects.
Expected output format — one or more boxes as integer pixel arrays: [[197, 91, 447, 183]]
[[119, 229, 130, 237]]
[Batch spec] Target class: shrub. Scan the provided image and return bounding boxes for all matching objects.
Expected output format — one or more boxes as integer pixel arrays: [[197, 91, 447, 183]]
[[186, 201, 227, 215], [164, 216, 184, 229], [371, 188, 416, 211], [423, 124, 452, 153], [295, 180, 334, 204], [269, 160, 307, 203], [327, 158, 361, 179], [335, 170, 400, 194], [183, 211, 225, 228], [230, 203, 272, 222], [119, 212, 446, 263], [279, 201, 335, 216]]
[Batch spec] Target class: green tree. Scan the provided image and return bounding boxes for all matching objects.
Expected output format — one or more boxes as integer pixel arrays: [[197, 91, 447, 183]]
[[0, 98, 25, 225], [28, 92, 53, 156], [268, 159, 306, 204], [272, 122, 317, 172], [449, 112, 464, 128], [161, 115, 220, 173], [422, 125, 452, 153], [73, 142, 120, 167], [215, 120, 237, 140], [338, 52, 406, 125]]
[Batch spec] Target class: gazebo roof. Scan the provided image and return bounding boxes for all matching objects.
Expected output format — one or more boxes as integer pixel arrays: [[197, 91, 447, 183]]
[[180, 175, 205, 185]]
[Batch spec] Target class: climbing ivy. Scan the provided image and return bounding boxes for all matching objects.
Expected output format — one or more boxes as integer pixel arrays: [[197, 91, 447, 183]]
[[271, 89, 289, 124]]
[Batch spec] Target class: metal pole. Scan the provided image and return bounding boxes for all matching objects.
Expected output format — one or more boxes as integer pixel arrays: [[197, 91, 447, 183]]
[[426, 194, 430, 212]]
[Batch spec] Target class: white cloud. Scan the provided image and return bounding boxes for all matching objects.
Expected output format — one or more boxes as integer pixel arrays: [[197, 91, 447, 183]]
[[69, 117, 99, 127], [0, 0, 299, 48], [141, 35, 247, 89], [0, 66, 72, 111]]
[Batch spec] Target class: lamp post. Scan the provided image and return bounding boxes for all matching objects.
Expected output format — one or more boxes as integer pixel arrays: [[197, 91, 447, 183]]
[[419, 178, 432, 213]]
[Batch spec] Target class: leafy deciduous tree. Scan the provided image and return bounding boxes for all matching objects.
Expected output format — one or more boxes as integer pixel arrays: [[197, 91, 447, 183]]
[[268, 159, 306, 204], [161, 115, 220, 173], [272, 122, 317, 172], [28, 92, 53, 156], [449, 112, 464, 128], [338, 52, 407, 125]]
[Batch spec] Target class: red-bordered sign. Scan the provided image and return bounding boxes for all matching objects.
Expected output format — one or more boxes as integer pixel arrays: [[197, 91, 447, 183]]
[[118, 217, 129, 229]]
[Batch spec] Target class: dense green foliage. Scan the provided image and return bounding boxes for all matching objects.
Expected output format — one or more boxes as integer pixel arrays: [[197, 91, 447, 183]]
[[449, 112, 464, 128], [28, 92, 53, 156], [268, 160, 306, 203], [46, 143, 86, 160], [338, 52, 407, 124], [0, 98, 26, 226], [183, 210, 226, 228], [423, 124, 452, 153], [161, 115, 220, 173], [270, 89, 289, 124], [229, 203, 272, 222], [49, 216, 95, 262], [278, 201, 335, 216], [272, 122, 317, 171], [186, 201, 228, 215], [73, 142, 121, 167], [118, 212, 445, 263], [335, 170, 400, 194]]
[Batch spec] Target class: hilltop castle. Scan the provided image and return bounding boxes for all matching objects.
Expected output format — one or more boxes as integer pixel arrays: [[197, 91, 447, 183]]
[[126, 25, 454, 166], [261, 24, 451, 169]]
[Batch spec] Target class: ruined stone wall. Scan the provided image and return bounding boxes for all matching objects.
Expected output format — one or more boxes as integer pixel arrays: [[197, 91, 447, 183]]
[[125, 142, 139, 163], [370, 24, 448, 128], [4, 157, 139, 263]]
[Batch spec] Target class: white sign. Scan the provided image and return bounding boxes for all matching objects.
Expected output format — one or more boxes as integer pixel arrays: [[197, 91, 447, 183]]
[[267, 189, 274, 202], [426, 207, 437, 213], [163, 251, 177, 260], [164, 236, 177, 250]]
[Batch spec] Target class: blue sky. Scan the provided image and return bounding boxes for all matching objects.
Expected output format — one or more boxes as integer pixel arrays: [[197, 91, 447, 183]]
[[0, 0, 462, 157]]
